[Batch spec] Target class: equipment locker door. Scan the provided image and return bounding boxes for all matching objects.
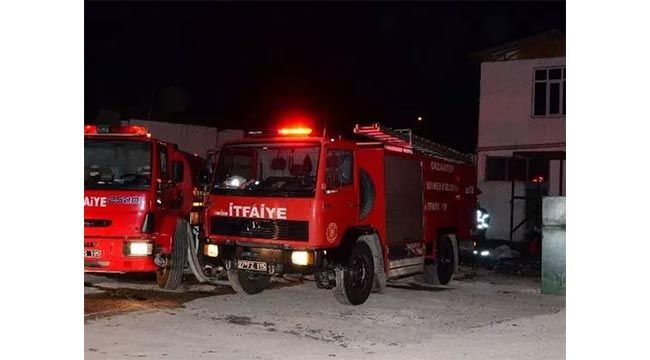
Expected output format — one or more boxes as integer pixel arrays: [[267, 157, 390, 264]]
[[322, 144, 358, 245]]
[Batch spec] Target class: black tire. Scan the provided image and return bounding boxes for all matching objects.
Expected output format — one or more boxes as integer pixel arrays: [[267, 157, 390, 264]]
[[227, 269, 271, 295], [156, 219, 189, 290], [423, 235, 455, 285], [333, 242, 375, 305], [359, 169, 375, 219]]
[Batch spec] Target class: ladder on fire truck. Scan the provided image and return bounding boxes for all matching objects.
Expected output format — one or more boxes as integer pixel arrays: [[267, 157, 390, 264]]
[[354, 123, 474, 164]]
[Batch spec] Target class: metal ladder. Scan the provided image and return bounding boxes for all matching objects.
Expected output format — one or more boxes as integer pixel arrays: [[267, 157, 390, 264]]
[[353, 123, 474, 164]]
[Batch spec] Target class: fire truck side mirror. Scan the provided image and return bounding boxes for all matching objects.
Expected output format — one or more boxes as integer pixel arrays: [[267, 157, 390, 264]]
[[172, 161, 184, 182]]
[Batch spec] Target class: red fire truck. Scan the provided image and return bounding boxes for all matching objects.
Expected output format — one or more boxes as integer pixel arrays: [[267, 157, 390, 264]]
[[84, 124, 206, 289], [201, 123, 478, 304]]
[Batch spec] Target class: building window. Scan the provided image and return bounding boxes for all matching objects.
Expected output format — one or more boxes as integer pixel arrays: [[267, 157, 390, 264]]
[[485, 156, 549, 182], [533, 66, 565, 117]]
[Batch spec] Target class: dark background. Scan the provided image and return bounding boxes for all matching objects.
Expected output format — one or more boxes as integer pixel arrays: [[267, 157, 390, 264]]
[[85, 1, 565, 152]]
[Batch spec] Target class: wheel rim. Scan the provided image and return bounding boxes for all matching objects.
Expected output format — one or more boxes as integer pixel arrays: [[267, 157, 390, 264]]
[[349, 255, 371, 290]]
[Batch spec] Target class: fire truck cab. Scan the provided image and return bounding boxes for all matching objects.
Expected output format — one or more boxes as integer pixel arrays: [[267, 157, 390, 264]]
[[202, 124, 478, 305], [84, 124, 204, 289]]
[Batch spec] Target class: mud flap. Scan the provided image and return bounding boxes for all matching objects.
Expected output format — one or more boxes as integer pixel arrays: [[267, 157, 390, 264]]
[[357, 234, 386, 293]]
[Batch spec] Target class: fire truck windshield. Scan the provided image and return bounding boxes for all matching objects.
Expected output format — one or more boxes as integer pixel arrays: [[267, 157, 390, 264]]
[[212, 142, 320, 197], [84, 139, 152, 190]]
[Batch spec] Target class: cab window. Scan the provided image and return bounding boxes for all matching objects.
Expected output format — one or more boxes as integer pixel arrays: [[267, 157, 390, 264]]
[[158, 144, 168, 178], [325, 149, 353, 190]]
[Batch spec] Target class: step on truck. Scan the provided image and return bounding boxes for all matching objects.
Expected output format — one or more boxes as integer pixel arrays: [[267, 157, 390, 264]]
[[201, 123, 480, 304], [84, 124, 206, 289]]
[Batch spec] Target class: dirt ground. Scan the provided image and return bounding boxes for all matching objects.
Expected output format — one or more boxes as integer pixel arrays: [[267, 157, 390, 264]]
[[84, 267, 565, 360]]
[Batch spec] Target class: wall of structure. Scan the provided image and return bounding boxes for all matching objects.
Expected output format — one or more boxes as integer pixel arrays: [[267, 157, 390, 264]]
[[478, 57, 566, 149], [477, 57, 566, 242], [477, 148, 565, 241], [123, 119, 243, 158]]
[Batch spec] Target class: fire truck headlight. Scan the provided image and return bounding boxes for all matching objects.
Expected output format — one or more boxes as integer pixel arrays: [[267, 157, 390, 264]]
[[204, 244, 219, 258], [291, 251, 312, 266], [125, 242, 153, 256]]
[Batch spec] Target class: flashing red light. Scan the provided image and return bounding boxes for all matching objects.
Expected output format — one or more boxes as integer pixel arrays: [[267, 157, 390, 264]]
[[278, 127, 313, 136], [84, 125, 149, 136], [112, 125, 148, 135], [84, 125, 97, 134]]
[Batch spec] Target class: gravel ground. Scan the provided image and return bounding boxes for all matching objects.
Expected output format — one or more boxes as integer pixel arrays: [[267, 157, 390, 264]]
[[85, 267, 565, 360]]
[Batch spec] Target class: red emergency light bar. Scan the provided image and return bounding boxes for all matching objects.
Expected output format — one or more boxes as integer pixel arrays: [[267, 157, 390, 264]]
[[84, 125, 151, 137], [246, 126, 315, 137], [277, 127, 313, 136]]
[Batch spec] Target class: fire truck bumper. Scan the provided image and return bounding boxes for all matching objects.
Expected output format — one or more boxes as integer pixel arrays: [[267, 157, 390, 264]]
[[202, 242, 325, 276], [84, 237, 159, 273]]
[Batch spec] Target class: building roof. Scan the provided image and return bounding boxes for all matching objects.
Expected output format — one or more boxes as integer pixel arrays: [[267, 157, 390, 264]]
[[471, 30, 565, 62]]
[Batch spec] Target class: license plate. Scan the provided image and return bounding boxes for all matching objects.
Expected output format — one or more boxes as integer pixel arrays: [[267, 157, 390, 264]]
[[84, 249, 102, 258], [236, 260, 267, 272]]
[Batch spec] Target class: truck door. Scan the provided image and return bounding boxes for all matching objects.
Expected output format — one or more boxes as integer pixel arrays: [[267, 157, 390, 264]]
[[322, 145, 358, 245], [157, 143, 182, 214], [169, 150, 194, 213]]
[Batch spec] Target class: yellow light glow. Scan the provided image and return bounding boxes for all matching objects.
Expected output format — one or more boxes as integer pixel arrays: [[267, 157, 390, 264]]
[[204, 244, 219, 258], [291, 251, 311, 266], [128, 242, 152, 256]]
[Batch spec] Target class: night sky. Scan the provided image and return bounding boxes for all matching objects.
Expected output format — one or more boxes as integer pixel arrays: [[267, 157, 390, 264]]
[[85, 2, 565, 152]]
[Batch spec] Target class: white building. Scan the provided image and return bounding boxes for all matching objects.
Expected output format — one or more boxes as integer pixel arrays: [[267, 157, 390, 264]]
[[475, 31, 565, 242]]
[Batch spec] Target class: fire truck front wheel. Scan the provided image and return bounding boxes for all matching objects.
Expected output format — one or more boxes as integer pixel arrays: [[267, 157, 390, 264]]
[[333, 242, 375, 305], [227, 269, 271, 295], [156, 219, 189, 290]]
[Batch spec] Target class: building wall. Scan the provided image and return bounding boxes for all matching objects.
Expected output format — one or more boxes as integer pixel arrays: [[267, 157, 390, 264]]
[[123, 120, 243, 159], [478, 57, 566, 149], [477, 57, 566, 242], [477, 148, 565, 241]]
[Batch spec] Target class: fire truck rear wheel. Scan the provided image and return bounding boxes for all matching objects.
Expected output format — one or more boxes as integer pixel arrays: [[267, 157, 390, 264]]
[[424, 235, 454, 285], [333, 242, 375, 305], [156, 219, 189, 290], [227, 269, 271, 295]]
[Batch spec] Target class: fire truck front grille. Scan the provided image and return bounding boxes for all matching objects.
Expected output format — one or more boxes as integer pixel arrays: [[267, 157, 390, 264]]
[[210, 217, 309, 241]]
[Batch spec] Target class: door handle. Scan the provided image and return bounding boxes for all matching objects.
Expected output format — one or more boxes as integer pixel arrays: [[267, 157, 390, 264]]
[[324, 203, 333, 209]]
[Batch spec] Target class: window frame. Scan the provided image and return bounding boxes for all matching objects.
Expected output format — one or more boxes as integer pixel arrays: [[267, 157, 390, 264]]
[[532, 66, 566, 118]]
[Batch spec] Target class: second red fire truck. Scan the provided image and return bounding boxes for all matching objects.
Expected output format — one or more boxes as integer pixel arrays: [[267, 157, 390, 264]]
[[200, 123, 479, 305], [84, 125, 206, 289]]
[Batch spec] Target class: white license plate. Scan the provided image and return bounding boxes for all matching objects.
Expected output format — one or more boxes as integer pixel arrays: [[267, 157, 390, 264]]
[[84, 249, 102, 258], [236, 260, 267, 272]]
